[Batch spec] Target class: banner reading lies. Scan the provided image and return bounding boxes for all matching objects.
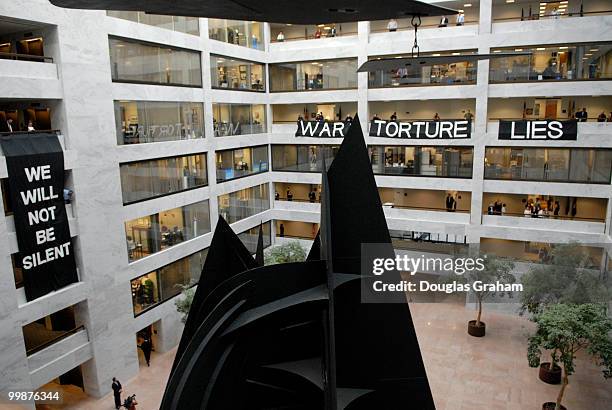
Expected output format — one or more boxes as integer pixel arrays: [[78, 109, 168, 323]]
[[369, 119, 471, 139], [0, 133, 77, 301], [498, 120, 578, 140]]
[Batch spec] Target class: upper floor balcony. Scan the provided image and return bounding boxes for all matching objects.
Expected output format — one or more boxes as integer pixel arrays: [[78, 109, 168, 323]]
[[107, 11, 200, 36], [208, 19, 264, 51], [269, 58, 358, 93], [489, 42, 612, 84], [492, 0, 612, 39], [0, 18, 60, 98]]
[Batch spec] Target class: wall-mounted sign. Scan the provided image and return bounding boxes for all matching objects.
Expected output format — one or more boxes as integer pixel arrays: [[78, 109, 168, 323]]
[[369, 120, 471, 139], [498, 120, 578, 140], [295, 120, 350, 137], [0, 133, 78, 301]]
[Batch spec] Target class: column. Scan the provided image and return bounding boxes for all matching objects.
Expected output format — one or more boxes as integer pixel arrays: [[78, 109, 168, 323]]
[[357, 21, 370, 133], [56, 10, 139, 397]]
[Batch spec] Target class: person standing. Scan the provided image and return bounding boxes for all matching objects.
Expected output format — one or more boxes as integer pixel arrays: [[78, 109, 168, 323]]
[[597, 111, 607, 122], [390, 112, 398, 122], [112, 378, 122, 409], [433, 113, 441, 121], [456, 12, 465, 26], [6, 118, 14, 132], [438, 16, 448, 27], [276, 31, 285, 42], [575, 107, 588, 122], [140, 338, 152, 367], [286, 188, 293, 201], [387, 19, 398, 32], [279, 223, 285, 237], [464, 109, 473, 122], [309, 190, 316, 203]]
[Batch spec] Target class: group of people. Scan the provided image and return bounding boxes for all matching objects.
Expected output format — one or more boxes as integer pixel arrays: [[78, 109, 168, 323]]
[[371, 109, 473, 122], [445, 194, 458, 212], [386, 13, 464, 32], [276, 25, 337, 42], [596, 111, 612, 122], [2, 118, 36, 133], [487, 201, 507, 216], [112, 377, 138, 410], [275, 188, 318, 203]]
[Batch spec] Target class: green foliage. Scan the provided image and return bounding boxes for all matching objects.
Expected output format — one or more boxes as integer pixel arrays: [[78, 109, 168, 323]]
[[527, 303, 612, 409], [520, 243, 611, 315], [175, 284, 196, 324], [264, 241, 307, 266]]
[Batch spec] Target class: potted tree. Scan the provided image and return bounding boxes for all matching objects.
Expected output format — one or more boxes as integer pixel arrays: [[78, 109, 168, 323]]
[[442, 254, 515, 337], [520, 243, 611, 384], [527, 303, 612, 410], [264, 241, 306, 265]]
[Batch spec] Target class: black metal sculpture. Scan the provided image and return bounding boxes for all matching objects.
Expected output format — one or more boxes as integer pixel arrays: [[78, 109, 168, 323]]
[[48, 0, 456, 24], [162, 116, 435, 410]]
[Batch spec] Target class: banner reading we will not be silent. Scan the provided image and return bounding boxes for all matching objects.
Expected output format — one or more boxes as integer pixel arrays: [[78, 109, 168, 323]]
[[0, 133, 78, 301]]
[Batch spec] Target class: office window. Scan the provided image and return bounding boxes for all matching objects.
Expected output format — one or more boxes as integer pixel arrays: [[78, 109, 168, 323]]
[[484, 147, 612, 183], [109, 37, 202, 87], [269, 59, 358, 91], [131, 248, 208, 315], [106, 11, 199, 35], [490, 43, 612, 82], [125, 200, 211, 262], [369, 146, 473, 178], [218, 184, 270, 224], [120, 153, 207, 204], [114, 101, 204, 145], [212, 103, 266, 136], [216, 146, 269, 182], [208, 19, 264, 50], [237, 222, 271, 254], [272, 145, 340, 172], [368, 51, 477, 87], [210, 55, 265, 91]]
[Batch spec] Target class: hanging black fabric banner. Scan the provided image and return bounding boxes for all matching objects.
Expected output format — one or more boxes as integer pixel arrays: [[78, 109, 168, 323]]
[[295, 120, 350, 137], [0, 133, 78, 301], [498, 120, 578, 140], [369, 119, 471, 139]]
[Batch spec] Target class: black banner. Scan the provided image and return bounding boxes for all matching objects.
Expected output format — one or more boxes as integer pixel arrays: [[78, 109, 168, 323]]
[[295, 120, 350, 137], [369, 119, 471, 139], [498, 120, 578, 140], [0, 133, 78, 301]]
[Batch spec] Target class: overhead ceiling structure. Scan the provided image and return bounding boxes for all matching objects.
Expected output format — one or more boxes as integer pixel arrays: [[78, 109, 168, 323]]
[[161, 118, 435, 410], [358, 52, 533, 72], [49, 0, 457, 24]]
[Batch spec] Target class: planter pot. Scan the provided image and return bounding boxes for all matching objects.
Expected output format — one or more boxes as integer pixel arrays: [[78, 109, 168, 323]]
[[467, 320, 485, 337], [542, 402, 566, 410], [539, 363, 561, 385]]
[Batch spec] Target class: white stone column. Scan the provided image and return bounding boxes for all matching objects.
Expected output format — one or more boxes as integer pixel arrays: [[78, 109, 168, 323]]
[[357, 21, 370, 133], [55, 10, 139, 398], [479, 0, 493, 34]]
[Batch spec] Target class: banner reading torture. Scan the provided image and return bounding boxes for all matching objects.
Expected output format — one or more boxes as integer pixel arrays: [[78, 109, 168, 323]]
[[0, 133, 78, 301], [369, 119, 471, 139]]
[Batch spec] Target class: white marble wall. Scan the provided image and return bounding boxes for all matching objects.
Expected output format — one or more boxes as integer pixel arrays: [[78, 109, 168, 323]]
[[0, 0, 611, 401]]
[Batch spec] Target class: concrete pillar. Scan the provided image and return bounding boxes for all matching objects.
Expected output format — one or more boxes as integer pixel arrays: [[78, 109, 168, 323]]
[[357, 21, 370, 132], [55, 10, 139, 398], [479, 0, 493, 34]]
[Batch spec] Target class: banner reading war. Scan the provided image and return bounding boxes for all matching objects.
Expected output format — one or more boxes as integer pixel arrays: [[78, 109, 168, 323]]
[[0, 133, 78, 301]]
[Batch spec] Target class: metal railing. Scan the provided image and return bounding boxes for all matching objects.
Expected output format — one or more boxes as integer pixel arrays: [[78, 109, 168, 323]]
[[0, 52, 53, 63], [26, 325, 86, 356]]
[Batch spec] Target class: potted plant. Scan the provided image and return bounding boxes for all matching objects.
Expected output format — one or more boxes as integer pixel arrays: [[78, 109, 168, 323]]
[[442, 254, 515, 337], [527, 303, 612, 410], [520, 243, 611, 383], [264, 241, 306, 265]]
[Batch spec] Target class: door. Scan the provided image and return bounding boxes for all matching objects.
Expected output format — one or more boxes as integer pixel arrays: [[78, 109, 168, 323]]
[[545, 99, 558, 119]]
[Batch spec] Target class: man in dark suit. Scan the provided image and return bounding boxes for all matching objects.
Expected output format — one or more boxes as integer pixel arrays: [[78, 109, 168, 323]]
[[111, 377, 122, 409], [575, 107, 588, 122]]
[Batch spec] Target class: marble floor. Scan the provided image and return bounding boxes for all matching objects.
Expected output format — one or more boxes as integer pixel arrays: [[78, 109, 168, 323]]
[[3, 302, 610, 410]]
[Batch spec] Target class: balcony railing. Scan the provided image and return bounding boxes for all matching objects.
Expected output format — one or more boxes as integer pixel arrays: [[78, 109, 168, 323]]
[[26, 325, 85, 356], [493, 9, 612, 23], [0, 52, 53, 63]]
